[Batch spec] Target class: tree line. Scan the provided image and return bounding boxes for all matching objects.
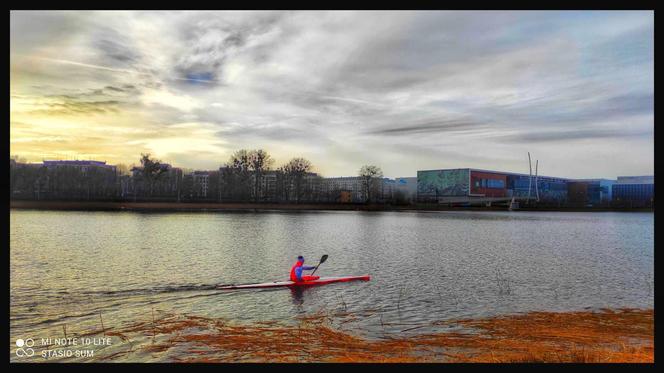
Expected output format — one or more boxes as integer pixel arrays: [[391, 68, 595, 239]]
[[9, 151, 392, 204]]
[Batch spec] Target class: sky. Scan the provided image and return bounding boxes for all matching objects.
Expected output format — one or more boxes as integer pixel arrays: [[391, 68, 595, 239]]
[[10, 11, 653, 178]]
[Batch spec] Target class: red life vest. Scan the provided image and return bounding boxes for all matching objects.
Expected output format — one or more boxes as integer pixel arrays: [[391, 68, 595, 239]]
[[290, 261, 302, 281]]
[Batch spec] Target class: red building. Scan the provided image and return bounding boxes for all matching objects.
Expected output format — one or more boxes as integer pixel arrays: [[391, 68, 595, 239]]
[[469, 170, 507, 198]]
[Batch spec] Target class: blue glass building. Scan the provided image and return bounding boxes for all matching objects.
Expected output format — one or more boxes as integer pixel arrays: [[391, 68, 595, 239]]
[[612, 176, 654, 207]]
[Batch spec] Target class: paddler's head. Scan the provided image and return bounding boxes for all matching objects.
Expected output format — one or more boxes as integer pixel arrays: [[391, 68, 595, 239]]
[[297, 255, 304, 263]]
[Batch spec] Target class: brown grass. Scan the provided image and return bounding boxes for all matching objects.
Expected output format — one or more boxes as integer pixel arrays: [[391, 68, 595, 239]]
[[417, 308, 654, 363], [99, 308, 653, 363]]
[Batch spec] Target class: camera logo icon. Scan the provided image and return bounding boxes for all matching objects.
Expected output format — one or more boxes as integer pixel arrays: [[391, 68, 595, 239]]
[[15, 338, 35, 357]]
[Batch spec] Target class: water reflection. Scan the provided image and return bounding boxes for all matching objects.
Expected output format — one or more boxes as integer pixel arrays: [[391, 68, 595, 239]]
[[290, 287, 305, 306]]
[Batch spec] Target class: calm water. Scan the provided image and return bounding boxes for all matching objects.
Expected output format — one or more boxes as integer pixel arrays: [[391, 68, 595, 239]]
[[10, 209, 654, 361]]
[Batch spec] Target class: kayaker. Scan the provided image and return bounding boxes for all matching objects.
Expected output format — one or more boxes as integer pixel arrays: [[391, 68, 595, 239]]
[[290, 256, 320, 282]]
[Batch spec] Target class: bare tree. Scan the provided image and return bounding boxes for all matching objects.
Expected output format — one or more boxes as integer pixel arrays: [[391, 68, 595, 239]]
[[359, 165, 383, 203], [34, 166, 48, 201], [137, 153, 169, 198], [249, 149, 274, 202], [275, 167, 289, 202], [281, 158, 313, 203], [221, 150, 253, 201], [11, 164, 41, 199]]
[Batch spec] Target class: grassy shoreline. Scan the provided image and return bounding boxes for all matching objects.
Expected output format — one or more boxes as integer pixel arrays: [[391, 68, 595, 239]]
[[93, 308, 653, 363], [10, 200, 654, 213]]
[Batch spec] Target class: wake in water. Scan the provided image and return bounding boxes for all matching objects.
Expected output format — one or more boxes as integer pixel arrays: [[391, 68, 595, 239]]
[[80, 284, 224, 297], [76, 280, 295, 298]]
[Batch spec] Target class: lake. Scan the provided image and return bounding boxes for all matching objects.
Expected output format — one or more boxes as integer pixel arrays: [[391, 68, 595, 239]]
[[10, 209, 654, 361]]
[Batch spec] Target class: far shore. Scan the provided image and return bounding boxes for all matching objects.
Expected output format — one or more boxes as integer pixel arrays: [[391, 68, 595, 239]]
[[10, 200, 653, 213]]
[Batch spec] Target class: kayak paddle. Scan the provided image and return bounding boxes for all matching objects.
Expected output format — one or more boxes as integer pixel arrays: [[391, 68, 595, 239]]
[[310, 254, 328, 276]]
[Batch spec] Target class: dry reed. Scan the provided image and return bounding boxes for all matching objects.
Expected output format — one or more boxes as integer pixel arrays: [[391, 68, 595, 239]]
[[98, 308, 653, 363]]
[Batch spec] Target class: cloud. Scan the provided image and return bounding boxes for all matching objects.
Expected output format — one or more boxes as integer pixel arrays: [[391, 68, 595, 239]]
[[37, 100, 121, 116], [169, 11, 287, 88], [364, 118, 490, 136], [91, 26, 141, 66], [140, 88, 201, 112], [500, 127, 653, 143], [9, 11, 654, 179]]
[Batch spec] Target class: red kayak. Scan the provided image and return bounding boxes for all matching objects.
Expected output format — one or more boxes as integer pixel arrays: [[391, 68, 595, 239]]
[[217, 275, 370, 290]]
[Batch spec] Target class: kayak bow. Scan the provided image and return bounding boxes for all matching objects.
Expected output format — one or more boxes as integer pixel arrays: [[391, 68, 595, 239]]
[[217, 275, 370, 290]]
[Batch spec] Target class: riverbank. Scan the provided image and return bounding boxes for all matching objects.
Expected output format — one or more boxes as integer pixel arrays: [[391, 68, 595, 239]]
[[90, 308, 653, 363], [9, 200, 654, 213]]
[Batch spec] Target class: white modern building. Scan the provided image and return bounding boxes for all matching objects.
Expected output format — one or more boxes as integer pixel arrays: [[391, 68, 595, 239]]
[[191, 171, 210, 198], [321, 176, 366, 202]]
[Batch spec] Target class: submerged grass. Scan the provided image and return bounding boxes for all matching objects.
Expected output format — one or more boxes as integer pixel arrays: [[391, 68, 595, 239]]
[[99, 308, 653, 363]]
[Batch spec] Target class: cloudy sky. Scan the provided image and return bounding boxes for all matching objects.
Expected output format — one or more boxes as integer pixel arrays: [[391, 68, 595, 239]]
[[10, 11, 653, 178]]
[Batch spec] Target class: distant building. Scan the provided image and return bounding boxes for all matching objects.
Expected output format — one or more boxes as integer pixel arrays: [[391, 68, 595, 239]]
[[321, 177, 365, 203], [10, 160, 120, 200], [46, 160, 119, 200], [417, 168, 569, 204], [380, 178, 395, 202], [9, 155, 654, 209], [259, 171, 279, 201], [10, 160, 47, 199], [119, 174, 132, 198], [612, 175, 654, 207], [616, 175, 654, 184], [394, 177, 417, 202], [191, 171, 210, 198], [130, 163, 183, 199], [43, 160, 116, 173], [248, 170, 319, 202], [181, 170, 221, 200], [320, 176, 393, 203], [217, 167, 320, 202], [339, 190, 352, 203], [568, 179, 615, 206], [11, 161, 43, 169], [280, 172, 321, 203]]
